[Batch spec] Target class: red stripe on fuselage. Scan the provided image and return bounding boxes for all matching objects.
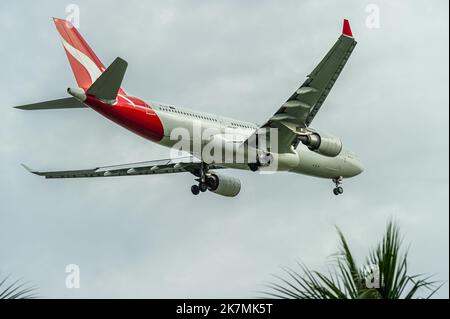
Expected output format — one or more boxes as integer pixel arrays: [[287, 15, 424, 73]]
[[85, 95, 164, 142]]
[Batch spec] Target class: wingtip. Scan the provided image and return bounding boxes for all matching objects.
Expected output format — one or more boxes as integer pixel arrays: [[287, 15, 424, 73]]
[[21, 164, 38, 175], [14, 105, 29, 110], [342, 19, 354, 38], [115, 57, 129, 66]]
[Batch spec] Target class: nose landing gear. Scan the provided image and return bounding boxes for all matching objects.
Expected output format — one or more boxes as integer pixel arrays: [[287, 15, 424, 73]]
[[332, 177, 344, 196]]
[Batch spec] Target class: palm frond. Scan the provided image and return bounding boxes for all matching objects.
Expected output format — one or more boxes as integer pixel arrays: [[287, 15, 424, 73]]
[[0, 273, 38, 299], [365, 221, 439, 299], [262, 220, 442, 299]]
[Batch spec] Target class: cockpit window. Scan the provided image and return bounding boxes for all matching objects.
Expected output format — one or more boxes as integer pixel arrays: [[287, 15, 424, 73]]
[[345, 149, 359, 160]]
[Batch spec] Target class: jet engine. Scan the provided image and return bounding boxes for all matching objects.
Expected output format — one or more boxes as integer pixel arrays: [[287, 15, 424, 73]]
[[298, 131, 343, 157], [206, 173, 241, 197]]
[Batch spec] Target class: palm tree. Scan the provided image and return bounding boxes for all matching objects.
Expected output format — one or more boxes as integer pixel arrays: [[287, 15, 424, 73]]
[[264, 221, 443, 299], [0, 273, 37, 299]]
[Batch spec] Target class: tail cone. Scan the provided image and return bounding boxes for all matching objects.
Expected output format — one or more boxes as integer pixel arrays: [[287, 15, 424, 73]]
[[67, 87, 87, 102]]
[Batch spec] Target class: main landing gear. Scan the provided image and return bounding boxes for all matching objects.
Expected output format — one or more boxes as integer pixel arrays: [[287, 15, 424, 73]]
[[191, 184, 200, 195], [332, 177, 344, 196], [191, 181, 208, 195], [191, 162, 216, 196]]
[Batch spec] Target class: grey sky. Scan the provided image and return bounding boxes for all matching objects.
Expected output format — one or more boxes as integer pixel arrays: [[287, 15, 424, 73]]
[[0, 0, 448, 298]]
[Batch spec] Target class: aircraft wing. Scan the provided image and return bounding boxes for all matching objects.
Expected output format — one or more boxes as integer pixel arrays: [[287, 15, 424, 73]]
[[22, 156, 225, 179], [248, 20, 357, 153]]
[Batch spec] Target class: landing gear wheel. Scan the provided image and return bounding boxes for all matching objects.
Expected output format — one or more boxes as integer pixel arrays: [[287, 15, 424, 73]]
[[199, 182, 208, 193], [332, 177, 344, 196], [191, 185, 200, 195]]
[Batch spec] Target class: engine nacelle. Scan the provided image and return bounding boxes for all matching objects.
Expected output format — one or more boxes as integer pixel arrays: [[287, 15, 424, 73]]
[[299, 132, 342, 157], [207, 173, 241, 197]]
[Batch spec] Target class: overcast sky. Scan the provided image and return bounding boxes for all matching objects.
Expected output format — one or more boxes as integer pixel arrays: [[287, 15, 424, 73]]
[[0, 0, 448, 298]]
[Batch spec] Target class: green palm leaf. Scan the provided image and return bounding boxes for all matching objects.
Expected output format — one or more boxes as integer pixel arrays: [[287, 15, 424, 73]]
[[0, 273, 38, 299], [263, 221, 442, 299]]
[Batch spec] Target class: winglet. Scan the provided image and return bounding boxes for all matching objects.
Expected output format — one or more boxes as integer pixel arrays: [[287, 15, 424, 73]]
[[342, 19, 353, 38], [21, 164, 40, 176]]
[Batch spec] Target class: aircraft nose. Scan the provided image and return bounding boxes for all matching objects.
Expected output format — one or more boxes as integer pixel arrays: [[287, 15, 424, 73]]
[[343, 157, 364, 177], [352, 160, 364, 176]]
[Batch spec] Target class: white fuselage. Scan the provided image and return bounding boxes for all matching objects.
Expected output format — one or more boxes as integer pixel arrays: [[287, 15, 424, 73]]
[[151, 103, 363, 179]]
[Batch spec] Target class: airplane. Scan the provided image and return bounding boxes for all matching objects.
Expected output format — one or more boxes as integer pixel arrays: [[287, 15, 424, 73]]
[[15, 18, 363, 198]]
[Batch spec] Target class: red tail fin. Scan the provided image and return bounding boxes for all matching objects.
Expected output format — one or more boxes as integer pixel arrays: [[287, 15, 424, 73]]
[[53, 18, 106, 90]]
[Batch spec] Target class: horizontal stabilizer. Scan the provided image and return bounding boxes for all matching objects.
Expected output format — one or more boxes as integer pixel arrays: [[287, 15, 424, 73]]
[[14, 97, 86, 110], [87, 57, 128, 102]]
